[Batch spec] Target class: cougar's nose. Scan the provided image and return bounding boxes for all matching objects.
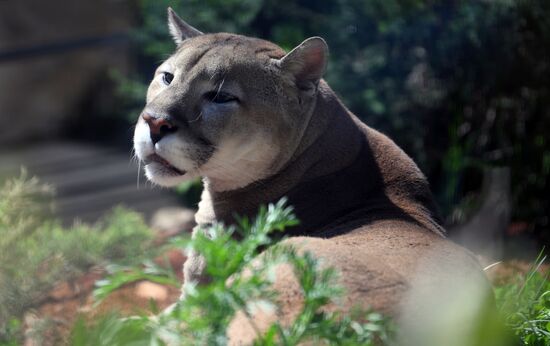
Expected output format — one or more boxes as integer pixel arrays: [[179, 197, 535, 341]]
[[142, 112, 177, 144]]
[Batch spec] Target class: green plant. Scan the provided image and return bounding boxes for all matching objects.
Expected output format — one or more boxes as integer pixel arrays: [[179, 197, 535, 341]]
[[0, 173, 154, 341], [71, 199, 394, 345], [495, 253, 550, 345]]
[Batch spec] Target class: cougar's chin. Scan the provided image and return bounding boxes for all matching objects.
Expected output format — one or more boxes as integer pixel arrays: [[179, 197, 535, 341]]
[[143, 154, 196, 187]]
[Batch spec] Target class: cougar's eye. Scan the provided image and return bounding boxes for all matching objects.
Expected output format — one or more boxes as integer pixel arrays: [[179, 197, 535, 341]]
[[205, 91, 238, 104], [162, 72, 174, 85]]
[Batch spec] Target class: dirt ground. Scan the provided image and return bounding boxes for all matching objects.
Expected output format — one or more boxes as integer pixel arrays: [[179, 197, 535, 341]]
[[23, 249, 185, 346]]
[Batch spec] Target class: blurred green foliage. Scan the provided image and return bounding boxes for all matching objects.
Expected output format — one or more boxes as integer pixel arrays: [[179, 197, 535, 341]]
[[121, 0, 550, 244], [72, 199, 396, 345], [0, 173, 154, 343], [69, 198, 548, 346]]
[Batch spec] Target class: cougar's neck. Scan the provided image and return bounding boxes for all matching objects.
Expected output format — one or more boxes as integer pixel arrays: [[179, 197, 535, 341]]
[[196, 81, 358, 225], [195, 81, 443, 236]]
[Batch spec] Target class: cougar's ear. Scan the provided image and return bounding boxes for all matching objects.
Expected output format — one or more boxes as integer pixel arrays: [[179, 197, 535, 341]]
[[278, 37, 328, 91], [167, 7, 203, 45]]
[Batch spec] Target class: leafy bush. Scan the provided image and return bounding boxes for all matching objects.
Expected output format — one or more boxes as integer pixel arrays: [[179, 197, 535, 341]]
[[0, 173, 154, 342], [71, 199, 395, 345]]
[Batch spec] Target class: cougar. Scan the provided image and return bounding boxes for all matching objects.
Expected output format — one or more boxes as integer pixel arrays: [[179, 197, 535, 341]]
[[133, 8, 492, 344]]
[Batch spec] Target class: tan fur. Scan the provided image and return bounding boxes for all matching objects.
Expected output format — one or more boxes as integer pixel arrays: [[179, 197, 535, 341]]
[[134, 9, 492, 344]]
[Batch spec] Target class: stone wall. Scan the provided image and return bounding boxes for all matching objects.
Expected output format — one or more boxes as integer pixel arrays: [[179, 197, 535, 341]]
[[0, 0, 135, 145]]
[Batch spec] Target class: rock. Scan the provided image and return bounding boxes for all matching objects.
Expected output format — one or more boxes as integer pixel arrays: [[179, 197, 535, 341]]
[[134, 281, 169, 301], [151, 207, 196, 240], [0, 0, 133, 145]]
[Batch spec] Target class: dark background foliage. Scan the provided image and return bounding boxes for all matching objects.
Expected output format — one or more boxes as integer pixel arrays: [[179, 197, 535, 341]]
[[115, 0, 549, 252]]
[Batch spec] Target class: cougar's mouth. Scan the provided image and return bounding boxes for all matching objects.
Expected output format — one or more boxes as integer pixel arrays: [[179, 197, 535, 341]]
[[145, 154, 186, 175]]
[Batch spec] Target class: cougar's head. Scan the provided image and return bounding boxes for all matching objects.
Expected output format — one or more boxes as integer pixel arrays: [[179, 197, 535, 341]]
[[134, 8, 328, 191]]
